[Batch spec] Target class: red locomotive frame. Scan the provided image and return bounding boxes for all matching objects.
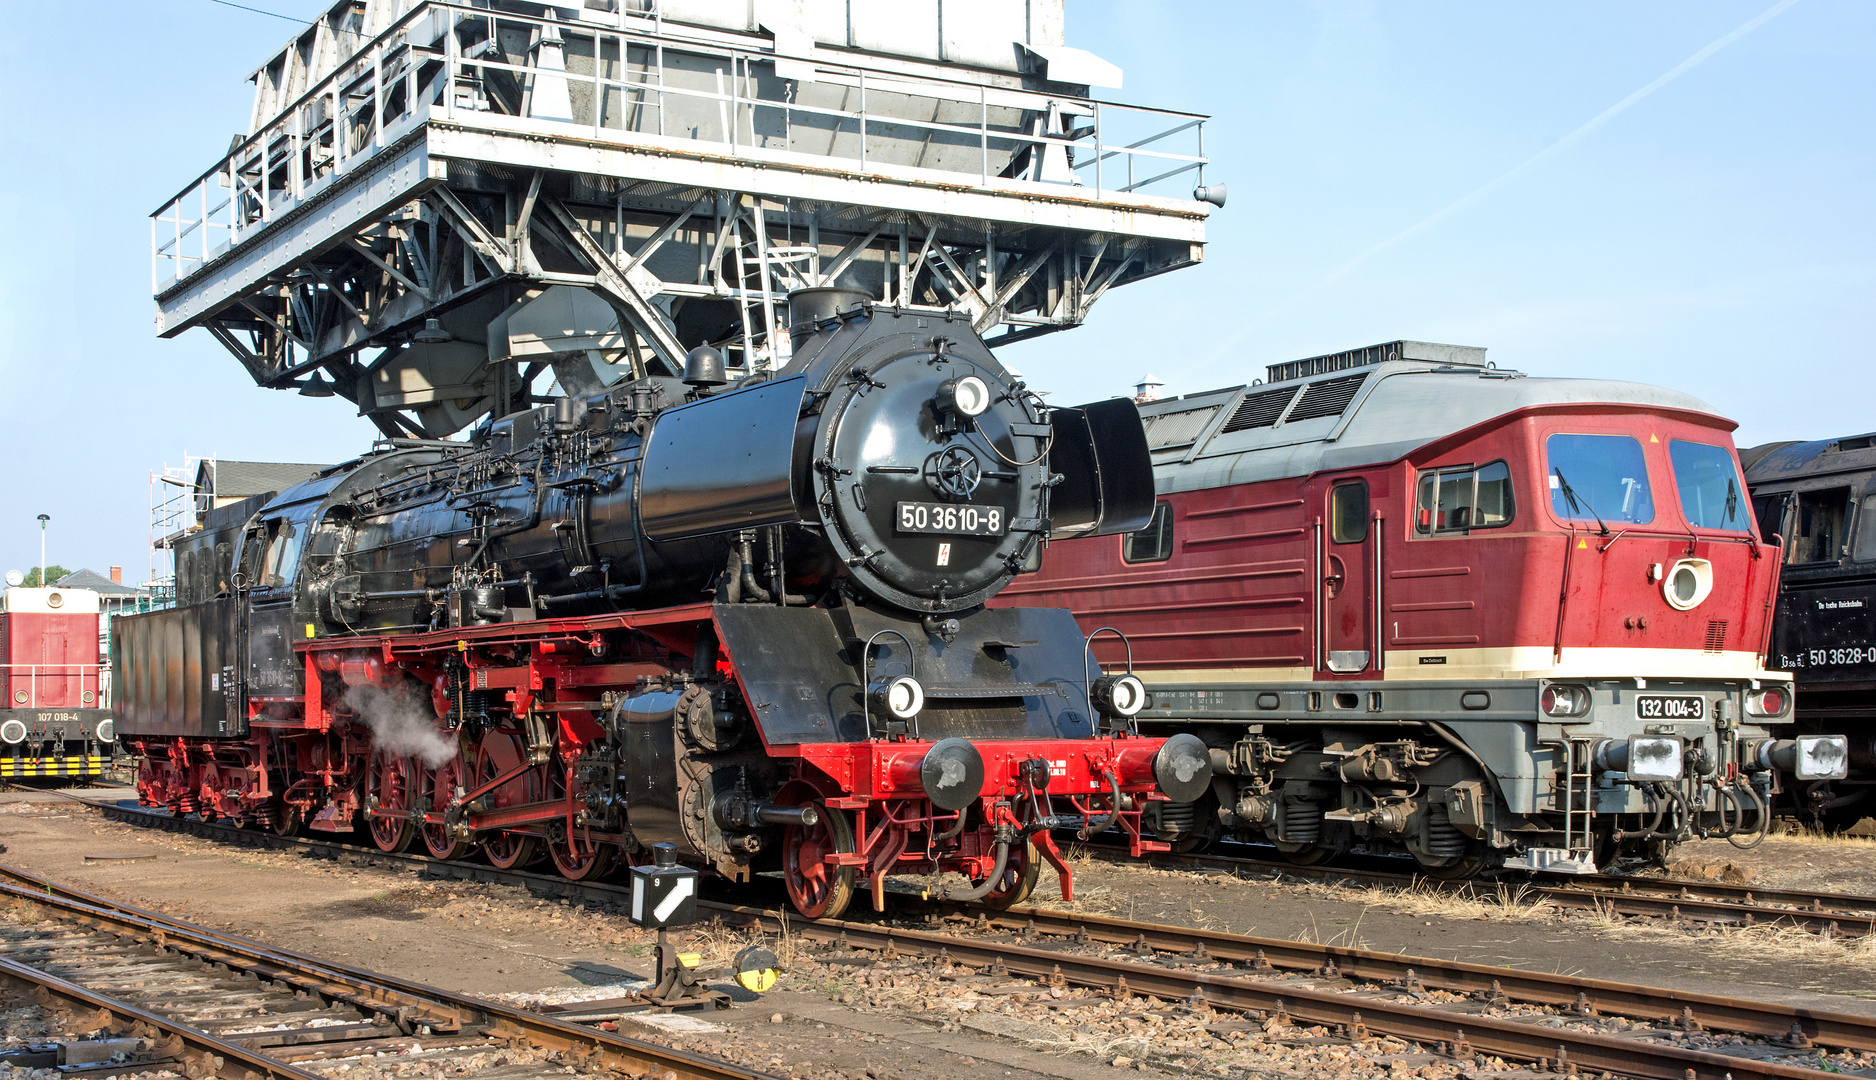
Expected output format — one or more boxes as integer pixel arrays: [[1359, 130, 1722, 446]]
[[132, 602, 1174, 913]]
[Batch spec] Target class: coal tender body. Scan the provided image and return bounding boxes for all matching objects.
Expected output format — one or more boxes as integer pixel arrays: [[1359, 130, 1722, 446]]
[[115, 289, 1208, 918], [1743, 432, 1876, 827]]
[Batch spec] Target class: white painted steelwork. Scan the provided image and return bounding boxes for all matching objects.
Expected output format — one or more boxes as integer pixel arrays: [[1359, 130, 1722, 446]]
[[151, 1, 1213, 437]]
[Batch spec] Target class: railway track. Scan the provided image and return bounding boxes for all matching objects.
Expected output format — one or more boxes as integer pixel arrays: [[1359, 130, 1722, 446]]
[[1094, 840, 1876, 940], [0, 853, 773, 1079], [68, 797, 1876, 1079]]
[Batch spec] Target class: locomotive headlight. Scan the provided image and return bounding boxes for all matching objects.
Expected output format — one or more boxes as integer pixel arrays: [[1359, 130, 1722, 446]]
[[1594, 735, 1684, 781], [937, 376, 992, 418], [1744, 686, 1790, 718], [1539, 684, 1591, 718], [1091, 673, 1147, 719], [0, 719, 24, 745], [869, 676, 925, 721], [1661, 558, 1713, 611], [95, 718, 114, 744]]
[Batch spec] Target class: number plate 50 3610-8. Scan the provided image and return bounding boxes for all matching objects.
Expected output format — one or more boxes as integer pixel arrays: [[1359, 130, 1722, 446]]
[[1636, 695, 1704, 720], [895, 501, 1004, 536]]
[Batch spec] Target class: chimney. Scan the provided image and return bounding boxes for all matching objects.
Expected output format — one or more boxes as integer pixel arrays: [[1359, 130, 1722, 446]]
[[109, 567, 122, 584]]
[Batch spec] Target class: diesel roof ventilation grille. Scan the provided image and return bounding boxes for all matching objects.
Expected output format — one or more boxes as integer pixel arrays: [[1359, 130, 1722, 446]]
[[1141, 407, 1222, 450], [1220, 386, 1299, 433], [1286, 373, 1369, 422]]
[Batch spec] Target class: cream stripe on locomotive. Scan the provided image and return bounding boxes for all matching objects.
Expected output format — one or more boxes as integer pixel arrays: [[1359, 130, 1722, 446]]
[[1134, 647, 1783, 687], [1377, 646, 1784, 683]]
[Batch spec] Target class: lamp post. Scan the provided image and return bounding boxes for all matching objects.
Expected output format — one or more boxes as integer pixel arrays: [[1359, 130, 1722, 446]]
[[36, 514, 48, 588]]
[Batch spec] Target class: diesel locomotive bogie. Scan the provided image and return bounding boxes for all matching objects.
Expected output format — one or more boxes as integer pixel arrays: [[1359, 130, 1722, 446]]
[[1147, 674, 1817, 872]]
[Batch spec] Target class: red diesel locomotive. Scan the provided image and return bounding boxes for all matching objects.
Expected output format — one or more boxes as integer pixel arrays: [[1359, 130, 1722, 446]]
[[0, 585, 115, 778], [1002, 340, 1842, 874], [115, 295, 1211, 918]]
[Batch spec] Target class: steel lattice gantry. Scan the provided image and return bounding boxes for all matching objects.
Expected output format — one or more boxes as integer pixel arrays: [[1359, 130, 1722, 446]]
[[152, 0, 1214, 438]]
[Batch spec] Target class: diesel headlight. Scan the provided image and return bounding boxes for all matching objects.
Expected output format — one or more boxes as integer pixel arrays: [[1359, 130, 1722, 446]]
[[95, 718, 115, 744], [1540, 684, 1591, 718], [1594, 735, 1684, 782], [0, 719, 25, 745], [1661, 558, 1713, 611]]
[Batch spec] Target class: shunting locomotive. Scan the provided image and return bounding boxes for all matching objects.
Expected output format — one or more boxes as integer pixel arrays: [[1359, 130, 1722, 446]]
[[0, 585, 116, 778], [113, 290, 1212, 918], [1742, 432, 1876, 828], [1002, 340, 1844, 875]]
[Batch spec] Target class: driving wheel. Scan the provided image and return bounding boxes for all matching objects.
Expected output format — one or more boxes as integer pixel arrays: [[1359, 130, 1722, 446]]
[[368, 754, 416, 853], [421, 756, 476, 861]]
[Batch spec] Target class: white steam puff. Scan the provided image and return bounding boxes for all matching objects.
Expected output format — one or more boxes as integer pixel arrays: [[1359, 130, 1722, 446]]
[[343, 683, 459, 768]]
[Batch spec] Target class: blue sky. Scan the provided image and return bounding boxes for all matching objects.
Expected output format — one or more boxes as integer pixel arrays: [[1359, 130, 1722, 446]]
[[0, 1, 1869, 582]]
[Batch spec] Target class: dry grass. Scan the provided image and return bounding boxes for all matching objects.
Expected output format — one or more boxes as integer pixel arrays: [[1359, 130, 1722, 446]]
[[1295, 879, 1557, 926], [1595, 912, 1876, 969], [1767, 821, 1876, 846], [1289, 868, 1876, 970]]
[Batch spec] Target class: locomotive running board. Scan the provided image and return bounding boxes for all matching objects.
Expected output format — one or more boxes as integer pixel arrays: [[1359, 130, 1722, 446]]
[[1500, 847, 1598, 875]]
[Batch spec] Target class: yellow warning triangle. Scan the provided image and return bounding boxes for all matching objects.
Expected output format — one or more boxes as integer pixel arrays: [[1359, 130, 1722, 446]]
[[1650, 433, 1659, 443], [1577, 539, 1589, 549]]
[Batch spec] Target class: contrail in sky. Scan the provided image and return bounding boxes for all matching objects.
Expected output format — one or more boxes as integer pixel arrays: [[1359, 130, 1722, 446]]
[[1314, 0, 1804, 289], [1193, 0, 1805, 376]]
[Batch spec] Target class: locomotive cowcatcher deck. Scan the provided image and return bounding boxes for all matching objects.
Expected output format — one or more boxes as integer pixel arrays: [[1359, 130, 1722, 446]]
[[116, 293, 1210, 919]]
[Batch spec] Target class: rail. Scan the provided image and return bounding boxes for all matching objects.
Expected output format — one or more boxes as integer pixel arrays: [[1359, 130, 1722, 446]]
[[0, 860, 774, 1080], [0, 664, 104, 710], [150, 0, 1208, 292], [82, 800, 1873, 1080], [1091, 839, 1876, 939]]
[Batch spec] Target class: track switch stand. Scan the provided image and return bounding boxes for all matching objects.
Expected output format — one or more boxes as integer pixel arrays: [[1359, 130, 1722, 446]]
[[629, 843, 780, 1008]]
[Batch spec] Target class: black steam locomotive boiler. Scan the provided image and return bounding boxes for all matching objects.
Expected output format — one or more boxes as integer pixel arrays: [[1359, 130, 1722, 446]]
[[114, 288, 1212, 918]]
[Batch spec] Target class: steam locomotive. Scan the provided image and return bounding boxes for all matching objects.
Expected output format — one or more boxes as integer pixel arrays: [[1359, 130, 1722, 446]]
[[1742, 432, 1876, 829], [1002, 340, 1844, 876], [114, 289, 1211, 918]]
